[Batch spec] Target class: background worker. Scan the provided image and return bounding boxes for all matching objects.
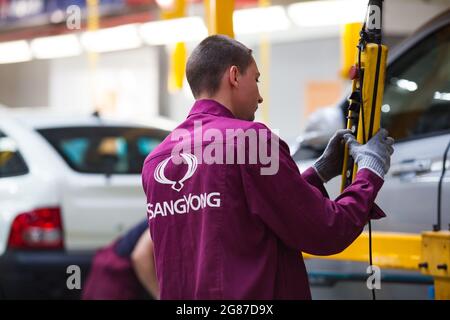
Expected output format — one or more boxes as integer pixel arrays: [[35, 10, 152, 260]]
[[82, 220, 159, 300]]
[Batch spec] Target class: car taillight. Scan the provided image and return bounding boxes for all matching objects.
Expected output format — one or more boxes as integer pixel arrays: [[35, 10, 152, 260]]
[[8, 207, 64, 250]]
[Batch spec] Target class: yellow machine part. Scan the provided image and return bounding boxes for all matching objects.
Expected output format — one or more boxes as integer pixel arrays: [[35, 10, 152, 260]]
[[340, 23, 362, 79], [204, 0, 235, 38], [358, 44, 388, 139], [340, 78, 359, 191], [341, 43, 388, 190], [353, 43, 388, 178], [303, 231, 422, 271], [169, 42, 187, 92], [161, 0, 187, 91], [304, 231, 450, 300], [161, 0, 186, 20], [419, 231, 450, 299]]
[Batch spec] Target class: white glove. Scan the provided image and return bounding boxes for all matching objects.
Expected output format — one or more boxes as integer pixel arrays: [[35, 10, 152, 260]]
[[343, 128, 395, 179]]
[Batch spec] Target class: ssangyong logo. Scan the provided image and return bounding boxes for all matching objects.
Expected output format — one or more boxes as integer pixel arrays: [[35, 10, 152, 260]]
[[154, 153, 198, 192]]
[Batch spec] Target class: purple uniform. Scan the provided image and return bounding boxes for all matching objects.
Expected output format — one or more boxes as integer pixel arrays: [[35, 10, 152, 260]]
[[142, 99, 385, 299]]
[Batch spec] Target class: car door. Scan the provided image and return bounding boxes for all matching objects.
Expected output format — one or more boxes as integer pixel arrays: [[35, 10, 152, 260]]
[[374, 23, 450, 233]]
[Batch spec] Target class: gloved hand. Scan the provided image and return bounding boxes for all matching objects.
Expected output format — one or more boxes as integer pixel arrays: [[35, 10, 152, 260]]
[[313, 129, 353, 183], [343, 128, 395, 179]]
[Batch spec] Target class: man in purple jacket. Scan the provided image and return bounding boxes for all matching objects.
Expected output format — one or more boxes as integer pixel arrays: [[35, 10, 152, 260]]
[[141, 35, 394, 299]]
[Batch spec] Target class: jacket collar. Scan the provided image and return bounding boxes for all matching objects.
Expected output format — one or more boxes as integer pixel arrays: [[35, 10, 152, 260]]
[[187, 99, 236, 119]]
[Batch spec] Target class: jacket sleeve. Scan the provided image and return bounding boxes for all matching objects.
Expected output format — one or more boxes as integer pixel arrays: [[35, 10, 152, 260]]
[[301, 167, 330, 198], [239, 136, 385, 256]]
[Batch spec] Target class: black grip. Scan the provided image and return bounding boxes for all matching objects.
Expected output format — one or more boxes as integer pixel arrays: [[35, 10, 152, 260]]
[[368, 0, 383, 6]]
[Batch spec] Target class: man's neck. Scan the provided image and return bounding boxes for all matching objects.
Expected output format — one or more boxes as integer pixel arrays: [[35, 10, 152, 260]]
[[196, 94, 235, 117]]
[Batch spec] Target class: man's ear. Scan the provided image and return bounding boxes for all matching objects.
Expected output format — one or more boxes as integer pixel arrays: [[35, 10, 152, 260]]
[[229, 66, 239, 88]]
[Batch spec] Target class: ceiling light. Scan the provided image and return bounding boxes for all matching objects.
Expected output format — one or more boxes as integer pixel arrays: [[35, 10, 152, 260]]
[[234, 6, 290, 34], [288, 0, 366, 27], [81, 24, 142, 53], [0, 40, 32, 64], [31, 34, 82, 59], [140, 17, 207, 45]]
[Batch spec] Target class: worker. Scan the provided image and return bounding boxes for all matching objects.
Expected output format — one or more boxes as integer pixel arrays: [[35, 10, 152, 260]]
[[141, 35, 394, 299], [82, 220, 159, 300]]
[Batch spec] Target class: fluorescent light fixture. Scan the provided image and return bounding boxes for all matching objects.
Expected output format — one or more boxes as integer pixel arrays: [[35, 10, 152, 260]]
[[434, 91, 450, 101], [140, 17, 207, 45], [81, 24, 142, 53], [0, 40, 32, 64], [288, 0, 366, 27], [396, 79, 418, 92], [31, 34, 82, 59], [234, 6, 290, 34]]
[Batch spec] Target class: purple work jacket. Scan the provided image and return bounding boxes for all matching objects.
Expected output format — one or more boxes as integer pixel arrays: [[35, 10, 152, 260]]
[[141, 99, 385, 300]]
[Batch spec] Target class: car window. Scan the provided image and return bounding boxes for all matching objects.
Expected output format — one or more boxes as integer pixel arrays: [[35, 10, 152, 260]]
[[0, 130, 29, 178], [381, 24, 450, 141], [37, 127, 167, 174]]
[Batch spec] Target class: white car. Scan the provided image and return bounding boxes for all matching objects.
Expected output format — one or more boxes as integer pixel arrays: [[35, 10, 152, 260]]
[[0, 108, 172, 299]]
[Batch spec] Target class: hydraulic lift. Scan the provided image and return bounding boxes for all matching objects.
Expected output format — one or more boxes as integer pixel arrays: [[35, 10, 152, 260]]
[[304, 0, 450, 300]]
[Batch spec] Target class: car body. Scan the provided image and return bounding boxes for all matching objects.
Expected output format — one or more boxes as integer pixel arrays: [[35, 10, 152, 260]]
[[292, 9, 450, 299], [0, 108, 173, 299]]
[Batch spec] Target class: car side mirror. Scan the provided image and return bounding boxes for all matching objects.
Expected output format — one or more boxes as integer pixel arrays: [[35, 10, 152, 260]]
[[291, 106, 344, 161], [296, 130, 332, 151], [291, 131, 331, 162]]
